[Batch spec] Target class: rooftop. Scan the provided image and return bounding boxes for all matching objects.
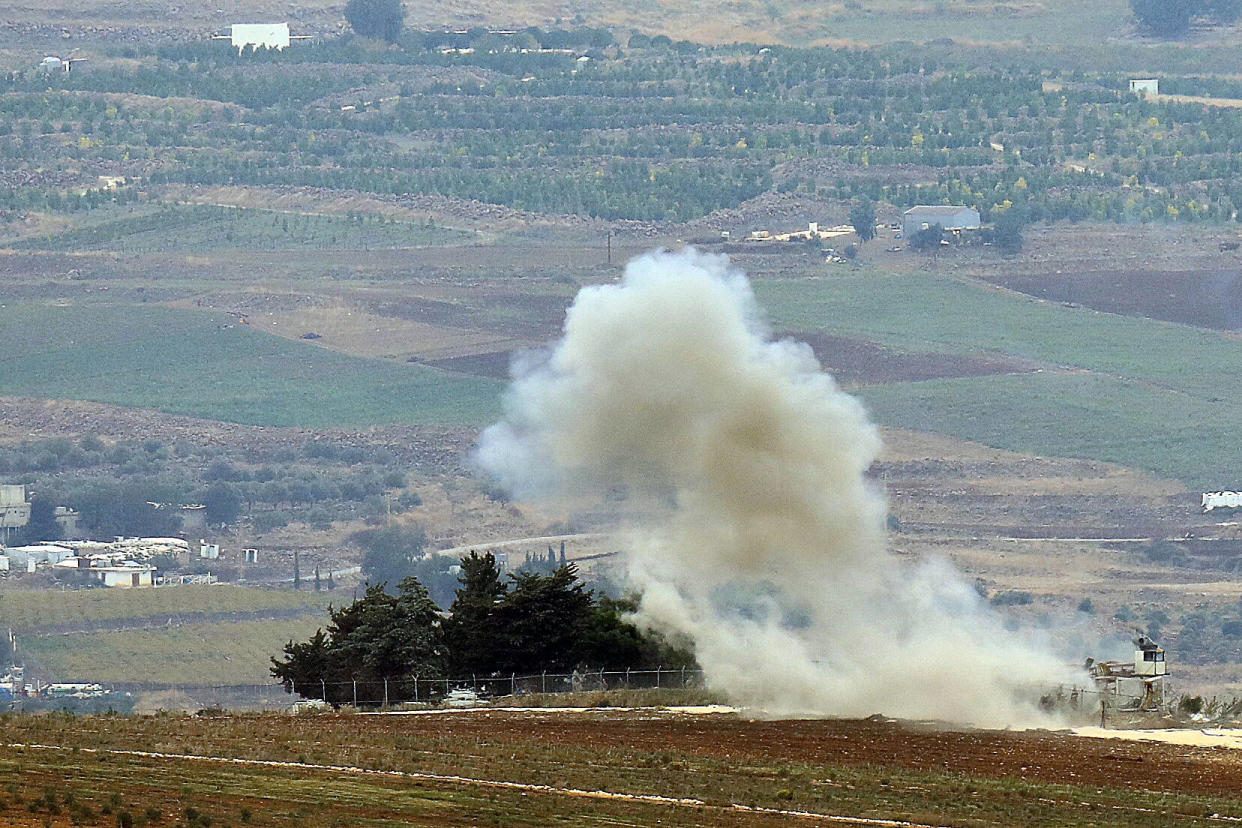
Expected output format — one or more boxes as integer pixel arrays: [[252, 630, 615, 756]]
[[904, 205, 976, 216]]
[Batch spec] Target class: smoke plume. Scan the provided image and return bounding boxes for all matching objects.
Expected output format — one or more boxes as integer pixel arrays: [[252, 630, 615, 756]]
[[478, 248, 1079, 725]]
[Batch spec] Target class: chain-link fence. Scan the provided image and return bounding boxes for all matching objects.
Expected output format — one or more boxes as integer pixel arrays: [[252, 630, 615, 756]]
[[98, 667, 708, 712]]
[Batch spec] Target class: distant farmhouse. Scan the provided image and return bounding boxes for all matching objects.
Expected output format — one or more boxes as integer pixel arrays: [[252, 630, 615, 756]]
[[902, 205, 981, 243], [1130, 78, 1160, 96]]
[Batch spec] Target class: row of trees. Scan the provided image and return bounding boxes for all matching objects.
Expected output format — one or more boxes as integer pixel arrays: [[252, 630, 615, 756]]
[[270, 553, 692, 704], [13, 34, 1242, 229]]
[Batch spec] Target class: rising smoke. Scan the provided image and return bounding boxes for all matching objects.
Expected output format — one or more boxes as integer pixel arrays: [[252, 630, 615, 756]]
[[477, 248, 1080, 726]]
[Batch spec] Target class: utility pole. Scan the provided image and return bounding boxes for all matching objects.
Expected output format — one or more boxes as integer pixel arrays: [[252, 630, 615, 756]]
[[606, 229, 614, 264], [293, 549, 301, 590]]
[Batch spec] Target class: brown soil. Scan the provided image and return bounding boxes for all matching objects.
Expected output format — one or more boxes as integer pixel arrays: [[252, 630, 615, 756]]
[[424, 349, 516, 379], [790, 331, 1032, 385], [254, 710, 1242, 800], [982, 267, 1242, 331]]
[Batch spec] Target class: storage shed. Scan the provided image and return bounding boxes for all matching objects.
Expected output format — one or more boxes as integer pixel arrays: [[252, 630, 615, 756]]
[[902, 206, 981, 240]]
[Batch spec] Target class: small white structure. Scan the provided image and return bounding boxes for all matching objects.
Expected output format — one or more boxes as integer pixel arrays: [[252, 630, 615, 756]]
[[1203, 491, 1242, 511], [91, 564, 154, 588], [216, 23, 312, 54], [1130, 78, 1160, 96], [242, 548, 259, 564], [902, 206, 981, 241], [38, 51, 87, 73], [230, 23, 291, 53], [54, 556, 154, 587], [199, 541, 220, 560]]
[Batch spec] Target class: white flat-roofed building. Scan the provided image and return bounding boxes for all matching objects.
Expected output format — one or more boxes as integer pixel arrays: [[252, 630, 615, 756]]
[[902, 205, 981, 240]]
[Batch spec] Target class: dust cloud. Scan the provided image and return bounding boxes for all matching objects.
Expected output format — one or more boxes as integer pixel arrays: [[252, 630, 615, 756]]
[[477, 248, 1080, 726]]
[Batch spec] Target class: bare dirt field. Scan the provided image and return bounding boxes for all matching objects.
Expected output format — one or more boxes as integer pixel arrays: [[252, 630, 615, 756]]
[[793, 331, 1034, 385], [0, 708, 1240, 827], [982, 267, 1242, 331]]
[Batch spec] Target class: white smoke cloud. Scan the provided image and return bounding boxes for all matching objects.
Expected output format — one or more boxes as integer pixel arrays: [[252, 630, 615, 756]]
[[477, 248, 1082, 726]]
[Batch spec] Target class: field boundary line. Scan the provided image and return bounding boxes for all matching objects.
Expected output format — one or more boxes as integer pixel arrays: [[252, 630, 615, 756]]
[[1, 742, 947, 827]]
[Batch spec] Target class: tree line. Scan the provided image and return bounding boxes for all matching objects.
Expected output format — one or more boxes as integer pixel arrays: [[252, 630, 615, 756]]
[[270, 552, 693, 705]]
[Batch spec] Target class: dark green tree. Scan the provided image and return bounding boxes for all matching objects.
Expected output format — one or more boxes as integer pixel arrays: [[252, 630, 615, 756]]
[[20, 497, 60, 543], [985, 213, 1024, 255], [493, 565, 594, 673], [849, 201, 877, 243], [270, 628, 333, 700], [442, 551, 508, 675], [72, 486, 181, 538], [202, 481, 242, 526], [1130, 0, 1193, 36], [271, 577, 444, 704], [345, 0, 405, 42], [909, 223, 945, 251], [352, 523, 427, 589]]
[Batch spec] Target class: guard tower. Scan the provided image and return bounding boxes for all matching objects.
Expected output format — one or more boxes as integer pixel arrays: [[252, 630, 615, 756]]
[[1091, 632, 1168, 710], [1133, 634, 1167, 678]]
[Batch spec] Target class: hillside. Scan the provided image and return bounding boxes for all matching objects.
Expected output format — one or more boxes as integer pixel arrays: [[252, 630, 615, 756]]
[[0, 0, 1140, 47]]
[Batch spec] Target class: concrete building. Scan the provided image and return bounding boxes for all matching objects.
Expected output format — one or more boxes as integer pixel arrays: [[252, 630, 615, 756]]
[[52, 555, 155, 587], [53, 507, 80, 539], [902, 206, 981, 241], [1130, 78, 1159, 96], [0, 485, 31, 533]]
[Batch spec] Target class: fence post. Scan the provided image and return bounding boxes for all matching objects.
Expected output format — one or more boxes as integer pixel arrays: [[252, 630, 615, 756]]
[[352, 679, 357, 707], [656, 665, 661, 689], [541, 670, 546, 694], [413, 675, 418, 703], [599, 667, 604, 690], [383, 677, 389, 708], [626, 667, 631, 689], [320, 678, 326, 702], [681, 665, 685, 687], [511, 673, 516, 696]]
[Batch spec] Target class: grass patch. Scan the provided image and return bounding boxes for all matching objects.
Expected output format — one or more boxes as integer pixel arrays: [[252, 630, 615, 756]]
[[859, 372, 1241, 488], [9, 204, 474, 253], [0, 304, 501, 427], [755, 270, 1242, 485], [0, 584, 332, 631], [21, 616, 326, 684]]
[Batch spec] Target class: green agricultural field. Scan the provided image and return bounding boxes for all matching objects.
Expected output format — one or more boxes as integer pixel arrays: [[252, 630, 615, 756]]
[[0, 584, 332, 630], [756, 270, 1242, 487], [20, 615, 326, 684], [8, 204, 474, 254], [859, 372, 1240, 489], [0, 304, 502, 427]]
